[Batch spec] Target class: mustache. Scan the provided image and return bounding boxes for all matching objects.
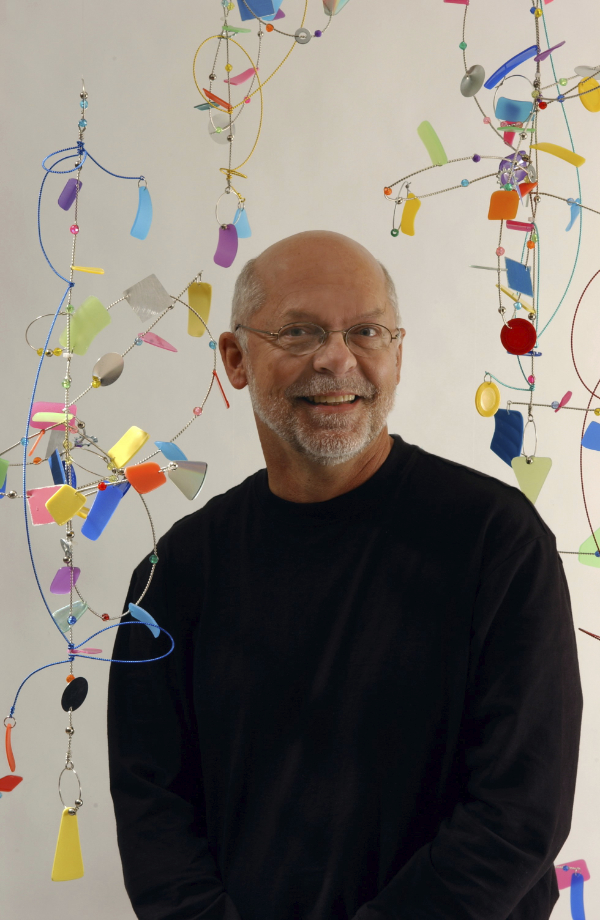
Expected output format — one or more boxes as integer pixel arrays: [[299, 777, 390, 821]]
[[285, 376, 378, 399]]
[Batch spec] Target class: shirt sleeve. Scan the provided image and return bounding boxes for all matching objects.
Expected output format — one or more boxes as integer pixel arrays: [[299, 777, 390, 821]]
[[107, 542, 243, 920], [351, 533, 583, 920]]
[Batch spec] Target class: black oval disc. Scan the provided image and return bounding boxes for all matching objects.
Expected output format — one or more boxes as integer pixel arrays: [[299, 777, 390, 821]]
[[61, 676, 89, 712]]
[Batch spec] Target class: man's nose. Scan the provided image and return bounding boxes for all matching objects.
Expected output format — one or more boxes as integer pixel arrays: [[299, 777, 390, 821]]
[[311, 331, 358, 376]]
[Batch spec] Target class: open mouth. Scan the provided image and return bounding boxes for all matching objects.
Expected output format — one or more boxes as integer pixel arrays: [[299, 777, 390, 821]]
[[301, 395, 360, 405]]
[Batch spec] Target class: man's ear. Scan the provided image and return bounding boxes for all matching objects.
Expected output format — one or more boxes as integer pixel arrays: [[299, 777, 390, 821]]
[[395, 329, 405, 384], [219, 332, 248, 390]]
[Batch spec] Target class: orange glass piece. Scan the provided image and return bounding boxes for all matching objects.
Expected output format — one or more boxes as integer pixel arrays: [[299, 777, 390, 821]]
[[519, 181, 538, 197], [203, 89, 232, 112], [124, 462, 167, 494], [488, 190, 519, 220], [5, 724, 15, 772], [0, 774, 22, 792]]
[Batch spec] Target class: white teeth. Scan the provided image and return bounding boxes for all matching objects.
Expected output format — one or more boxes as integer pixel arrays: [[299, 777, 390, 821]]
[[308, 394, 357, 405]]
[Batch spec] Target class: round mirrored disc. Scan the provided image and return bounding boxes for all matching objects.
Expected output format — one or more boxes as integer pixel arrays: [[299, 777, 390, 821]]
[[575, 65, 600, 79], [460, 64, 485, 97], [475, 381, 501, 417], [208, 111, 235, 145], [92, 352, 124, 387]]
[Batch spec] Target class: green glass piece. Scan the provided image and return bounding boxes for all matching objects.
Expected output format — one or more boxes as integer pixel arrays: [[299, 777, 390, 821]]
[[224, 24, 251, 33], [511, 456, 552, 504], [52, 599, 88, 633], [417, 121, 448, 166], [578, 528, 600, 568], [0, 457, 9, 485], [58, 296, 111, 356]]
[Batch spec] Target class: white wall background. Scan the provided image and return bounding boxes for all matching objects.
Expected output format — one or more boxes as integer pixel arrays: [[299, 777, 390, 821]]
[[1, 1, 599, 917]]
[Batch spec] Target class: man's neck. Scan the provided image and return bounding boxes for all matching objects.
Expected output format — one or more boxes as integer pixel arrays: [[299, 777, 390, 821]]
[[258, 426, 394, 503]]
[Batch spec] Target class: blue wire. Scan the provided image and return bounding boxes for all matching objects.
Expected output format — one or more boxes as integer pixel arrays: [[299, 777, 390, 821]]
[[37, 155, 83, 282], [84, 150, 144, 182], [8, 623, 175, 716], [485, 373, 534, 392], [41, 147, 88, 175], [22, 283, 74, 642]]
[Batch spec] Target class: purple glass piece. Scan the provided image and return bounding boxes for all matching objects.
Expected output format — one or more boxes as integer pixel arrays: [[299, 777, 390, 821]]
[[58, 179, 82, 211], [499, 151, 529, 186], [534, 41, 565, 63], [214, 224, 239, 268], [274, 7, 285, 17], [50, 566, 81, 594]]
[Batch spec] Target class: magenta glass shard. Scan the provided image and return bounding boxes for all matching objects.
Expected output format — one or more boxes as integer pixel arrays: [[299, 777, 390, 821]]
[[214, 224, 239, 268], [141, 331, 177, 352]]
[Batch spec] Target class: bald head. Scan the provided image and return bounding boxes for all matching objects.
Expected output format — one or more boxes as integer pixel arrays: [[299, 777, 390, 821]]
[[231, 231, 400, 340]]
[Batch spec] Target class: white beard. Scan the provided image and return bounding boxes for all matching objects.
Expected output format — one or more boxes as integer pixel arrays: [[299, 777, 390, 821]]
[[245, 364, 396, 466]]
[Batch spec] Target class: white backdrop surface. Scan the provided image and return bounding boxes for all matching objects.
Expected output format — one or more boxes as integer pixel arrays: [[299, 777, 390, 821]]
[[1, 1, 599, 918]]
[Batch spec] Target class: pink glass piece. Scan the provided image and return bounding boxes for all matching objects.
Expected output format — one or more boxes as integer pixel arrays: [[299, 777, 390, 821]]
[[26, 486, 61, 525], [503, 132, 516, 147], [141, 331, 178, 352], [556, 391, 572, 412], [534, 41, 565, 62], [506, 220, 535, 231], [555, 860, 589, 890], [30, 402, 77, 431], [225, 67, 258, 86], [50, 566, 81, 594], [72, 648, 102, 655], [443, 0, 469, 4], [214, 224, 238, 268]]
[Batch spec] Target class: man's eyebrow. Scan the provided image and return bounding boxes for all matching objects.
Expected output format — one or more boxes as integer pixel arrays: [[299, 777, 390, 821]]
[[279, 308, 387, 322]]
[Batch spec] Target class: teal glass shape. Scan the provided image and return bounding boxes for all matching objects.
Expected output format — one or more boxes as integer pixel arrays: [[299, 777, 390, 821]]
[[53, 599, 88, 633], [155, 441, 188, 462], [81, 482, 130, 541], [494, 97, 534, 122], [129, 602, 160, 638], [233, 207, 252, 238], [130, 186, 153, 240]]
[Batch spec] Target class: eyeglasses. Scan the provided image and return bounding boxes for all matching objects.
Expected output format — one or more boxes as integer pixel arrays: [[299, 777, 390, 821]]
[[234, 322, 403, 357]]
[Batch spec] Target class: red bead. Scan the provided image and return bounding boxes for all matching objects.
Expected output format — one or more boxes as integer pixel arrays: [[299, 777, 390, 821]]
[[538, 101, 547, 109], [101, 614, 110, 621], [527, 240, 535, 249], [98, 481, 107, 491], [266, 23, 274, 31], [384, 187, 392, 196], [193, 406, 203, 416]]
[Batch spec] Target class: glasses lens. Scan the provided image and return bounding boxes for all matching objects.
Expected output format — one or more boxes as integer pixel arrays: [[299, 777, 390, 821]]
[[347, 324, 390, 354], [277, 323, 323, 354]]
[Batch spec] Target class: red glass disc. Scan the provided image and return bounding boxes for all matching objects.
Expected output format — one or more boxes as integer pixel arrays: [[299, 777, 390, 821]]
[[500, 318, 537, 355]]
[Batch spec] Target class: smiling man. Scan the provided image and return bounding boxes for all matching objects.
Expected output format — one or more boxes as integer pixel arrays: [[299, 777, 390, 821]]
[[108, 231, 582, 920]]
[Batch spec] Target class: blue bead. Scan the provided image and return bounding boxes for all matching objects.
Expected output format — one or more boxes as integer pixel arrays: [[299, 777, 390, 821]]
[[20, 437, 27, 446], [558, 95, 565, 102], [68, 615, 77, 625], [209, 340, 217, 350], [78, 119, 87, 127], [461, 179, 469, 187], [515, 302, 521, 310], [530, 6, 536, 11], [134, 337, 143, 346], [596, 551, 600, 558], [551, 401, 559, 409], [80, 99, 88, 108]]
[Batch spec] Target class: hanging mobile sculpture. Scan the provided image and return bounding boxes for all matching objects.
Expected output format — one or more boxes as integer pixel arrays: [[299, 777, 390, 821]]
[[381, 0, 600, 576], [0, 83, 231, 880]]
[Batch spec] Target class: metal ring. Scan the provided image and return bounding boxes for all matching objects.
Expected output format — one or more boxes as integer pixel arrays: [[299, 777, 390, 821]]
[[4, 716, 16, 728], [294, 27, 312, 44], [138, 177, 147, 188], [522, 416, 538, 460], [492, 73, 535, 120], [58, 765, 83, 809], [215, 189, 243, 227], [25, 313, 68, 351]]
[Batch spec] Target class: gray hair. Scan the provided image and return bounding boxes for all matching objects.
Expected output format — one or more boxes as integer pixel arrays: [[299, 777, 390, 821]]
[[231, 257, 401, 349]]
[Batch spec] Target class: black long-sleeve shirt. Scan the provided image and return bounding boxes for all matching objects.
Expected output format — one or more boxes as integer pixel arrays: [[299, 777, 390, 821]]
[[107, 434, 583, 920]]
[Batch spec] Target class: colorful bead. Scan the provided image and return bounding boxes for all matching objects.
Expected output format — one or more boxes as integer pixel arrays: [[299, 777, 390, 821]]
[[483, 116, 491, 124], [527, 240, 535, 249], [390, 228, 399, 237], [314, 30, 322, 37], [66, 674, 75, 683], [78, 119, 87, 128], [20, 437, 28, 446], [534, 8, 542, 16], [37, 347, 44, 356], [225, 64, 233, 72], [134, 337, 143, 346], [68, 615, 77, 625], [459, 41, 467, 50], [33, 457, 42, 465], [62, 379, 71, 389], [461, 179, 469, 187], [551, 401, 559, 409], [101, 614, 110, 621], [70, 224, 79, 234], [53, 347, 63, 356], [66, 303, 75, 313], [595, 408, 600, 416], [193, 406, 203, 416], [538, 100, 547, 109], [559, 78, 568, 87], [472, 154, 481, 162], [209, 340, 217, 350], [530, 6, 536, 11], [515, 302, 522, 310], [384, 187, 392, 195], [503, 183, 513, 191], [149, 554, 159, 564], [244, 96, 251, 104], [496, 247, 505, 256], [531, 90, 540, 99], [528, 375, 535, 385], [266, 24, 274, 31], [91, 376, 101, 388], [80, 99, 88, 108], [558, 95, 565, 102]]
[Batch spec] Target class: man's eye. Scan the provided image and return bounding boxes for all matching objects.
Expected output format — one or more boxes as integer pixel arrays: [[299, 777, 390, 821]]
[[283, 326, 311, 338], [354, 325, 380, 337]]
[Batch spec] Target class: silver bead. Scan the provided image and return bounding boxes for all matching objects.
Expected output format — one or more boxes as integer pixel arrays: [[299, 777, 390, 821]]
[[227, 135, 234, 141], [209, 73, 217, 81], [63, 556, 71, 564], [528, 313, 536, 320], [7, 490, 17, 499], [77, 421, 85, 429], [45, 350, 53, 357], [80, 91, 88, 99], [65, 726, 75, 735], [74, 798, 83, 808], [66, 531, 75, 539], [498, 306, 506, 314], [67, 808, 77, 815]]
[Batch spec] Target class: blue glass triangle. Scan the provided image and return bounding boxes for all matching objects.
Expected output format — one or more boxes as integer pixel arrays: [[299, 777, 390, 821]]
[[582, 421, 600, 451], [155, 440, 188, 462], [490, 409, 524, 465], [129, 602, 160, 638]]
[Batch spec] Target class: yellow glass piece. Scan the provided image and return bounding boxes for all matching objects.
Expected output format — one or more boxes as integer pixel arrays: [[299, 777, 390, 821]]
[[475, 381, 501, 417], [220, 168, 248, 179], [400, 193, 421, 236], [579, 78, 600, 113], [58, 296, 111, 356], [45, 485, 86, 526], [107, 426, 150, 468], [495, 285, 536, 315], [71, 266, 105, 274], [529, 143, 585, 168], [76, 505, 89, 519], [51, 808, 84, 882], [32, 411, 74, 425], [187, 282, 212, 337], [511, 456, 552, 505]]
